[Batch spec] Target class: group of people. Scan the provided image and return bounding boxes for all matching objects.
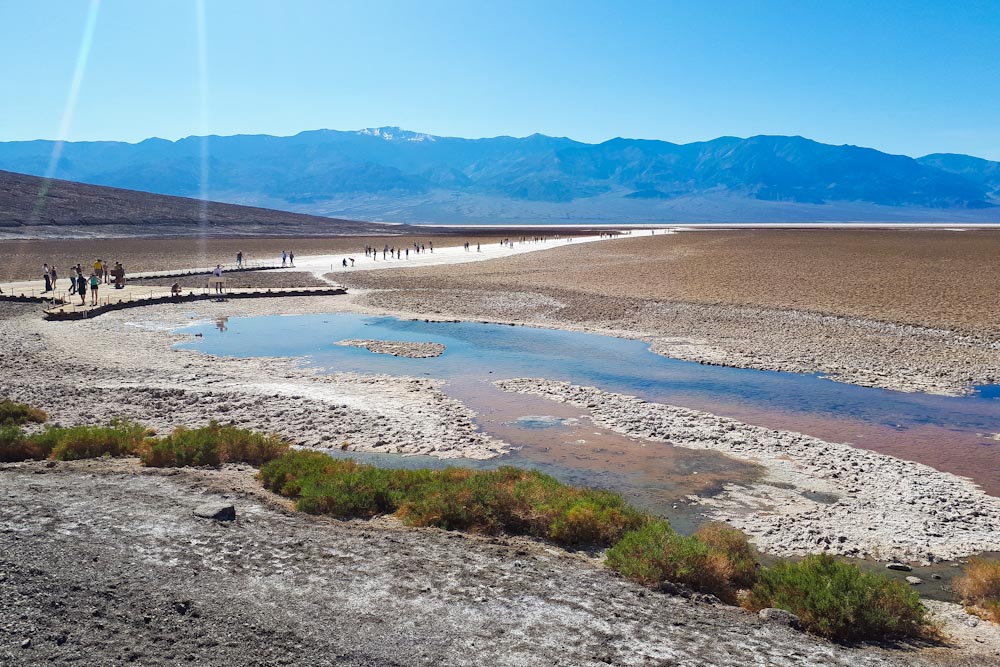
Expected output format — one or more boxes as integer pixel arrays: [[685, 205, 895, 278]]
[[363, 241, 433, 261], [41, 259, 127, 306]]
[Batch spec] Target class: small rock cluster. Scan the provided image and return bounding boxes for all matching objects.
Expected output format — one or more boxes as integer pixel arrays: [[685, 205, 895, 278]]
[[335, 338, 446, 358]]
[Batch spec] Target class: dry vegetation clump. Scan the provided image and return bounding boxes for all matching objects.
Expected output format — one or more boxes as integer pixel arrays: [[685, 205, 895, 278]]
[[954, 558, 1000, 623], [0, 409, 287, 469], [0, 425, 44, 462], [744, 554, 930, 642], [0, 399, 47, 426], [259, 452, 648, 547], [604, 520, 757, 603], [139, 421, 289, 467]]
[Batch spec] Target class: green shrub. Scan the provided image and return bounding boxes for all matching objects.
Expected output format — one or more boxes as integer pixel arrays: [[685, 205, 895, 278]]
[[955, 558, 1000, 624], [259, 449, 338, 495], [0, 400, 47, 427], [259, 454, 646, 547], [142, 427, 220, 467], [140, 421, 289, 467], [694, 521, 759, 591], [396, 466, 646, 545], [745, 554, 929, 641], [214, 423, 290, 465], [41, 418, 151, 461], [605, 520, 758, 603], [0, 426, 44, 462], [260, 452, 425, 517]]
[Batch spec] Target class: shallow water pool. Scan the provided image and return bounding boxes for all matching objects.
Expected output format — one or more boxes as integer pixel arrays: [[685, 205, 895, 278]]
[[176, 313, 1000, 500]]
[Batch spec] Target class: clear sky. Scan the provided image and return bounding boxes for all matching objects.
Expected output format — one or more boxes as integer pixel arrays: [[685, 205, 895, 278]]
[[2, 0, 999, 160]]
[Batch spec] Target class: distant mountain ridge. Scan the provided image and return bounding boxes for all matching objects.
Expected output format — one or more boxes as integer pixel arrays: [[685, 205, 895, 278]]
[[0, 128, 998, 223]]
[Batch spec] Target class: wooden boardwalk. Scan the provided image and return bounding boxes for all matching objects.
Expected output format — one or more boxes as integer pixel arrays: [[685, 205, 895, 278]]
[[0, 268, 345, 320]]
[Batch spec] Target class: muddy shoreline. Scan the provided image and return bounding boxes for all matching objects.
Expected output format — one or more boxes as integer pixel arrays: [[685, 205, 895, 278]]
[[496, 378, 1000, 563]]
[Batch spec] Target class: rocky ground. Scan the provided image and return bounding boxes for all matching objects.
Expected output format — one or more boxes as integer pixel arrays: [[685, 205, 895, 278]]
[[3, 458, 998, 667], [496, 379, 1000, 563], [336, 339, 446, 358]]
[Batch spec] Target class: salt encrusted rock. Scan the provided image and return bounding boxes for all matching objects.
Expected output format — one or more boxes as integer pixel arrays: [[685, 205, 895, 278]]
[[193, 503, 236, 522], [886, 562, 913, 572], [905, 576, 923, 585], [335, 339, 445, 358]]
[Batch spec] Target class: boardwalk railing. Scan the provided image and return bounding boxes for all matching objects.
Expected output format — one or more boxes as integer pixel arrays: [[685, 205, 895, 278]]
[[42, 286, 348, 321], [0, 261, 286, 302]]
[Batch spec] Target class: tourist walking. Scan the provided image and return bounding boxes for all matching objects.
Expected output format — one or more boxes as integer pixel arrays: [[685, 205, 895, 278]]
[[289, 252, 294, 266], [236, 251, 243, 268], [89, 271, 100, 306], [49, 265, 57, 290], [68, 266, 77, 295], [281, 251, 287, 267], [93, 259, 103, 281], [42, 264, 52, 293]]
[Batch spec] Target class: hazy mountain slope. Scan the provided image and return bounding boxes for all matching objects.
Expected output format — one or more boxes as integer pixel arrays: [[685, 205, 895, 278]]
[[0, 169, 385, 238], [0, 129, 998, 223], [918, 153, 1000, 200]]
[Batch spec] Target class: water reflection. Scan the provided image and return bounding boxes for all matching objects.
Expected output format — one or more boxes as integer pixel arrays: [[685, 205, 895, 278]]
[[176, 313, 1000, 495]]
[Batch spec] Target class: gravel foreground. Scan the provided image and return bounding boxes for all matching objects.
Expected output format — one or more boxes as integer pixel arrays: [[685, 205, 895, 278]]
[[2, 459, 997, 667]]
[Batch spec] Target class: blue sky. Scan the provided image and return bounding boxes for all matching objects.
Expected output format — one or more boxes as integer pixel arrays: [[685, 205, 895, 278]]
[[2, 0, 999, 159]]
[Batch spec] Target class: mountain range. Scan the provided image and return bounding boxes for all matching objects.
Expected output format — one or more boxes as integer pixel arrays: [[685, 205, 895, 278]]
[[1, 128, 998, 224]]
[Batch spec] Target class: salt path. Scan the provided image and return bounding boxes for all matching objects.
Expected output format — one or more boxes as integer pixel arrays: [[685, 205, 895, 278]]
[[0, 231, 658, 315]]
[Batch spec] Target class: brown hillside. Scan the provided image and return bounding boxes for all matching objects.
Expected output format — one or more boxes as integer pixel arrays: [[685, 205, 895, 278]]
[[0, 169, 385, 237]]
